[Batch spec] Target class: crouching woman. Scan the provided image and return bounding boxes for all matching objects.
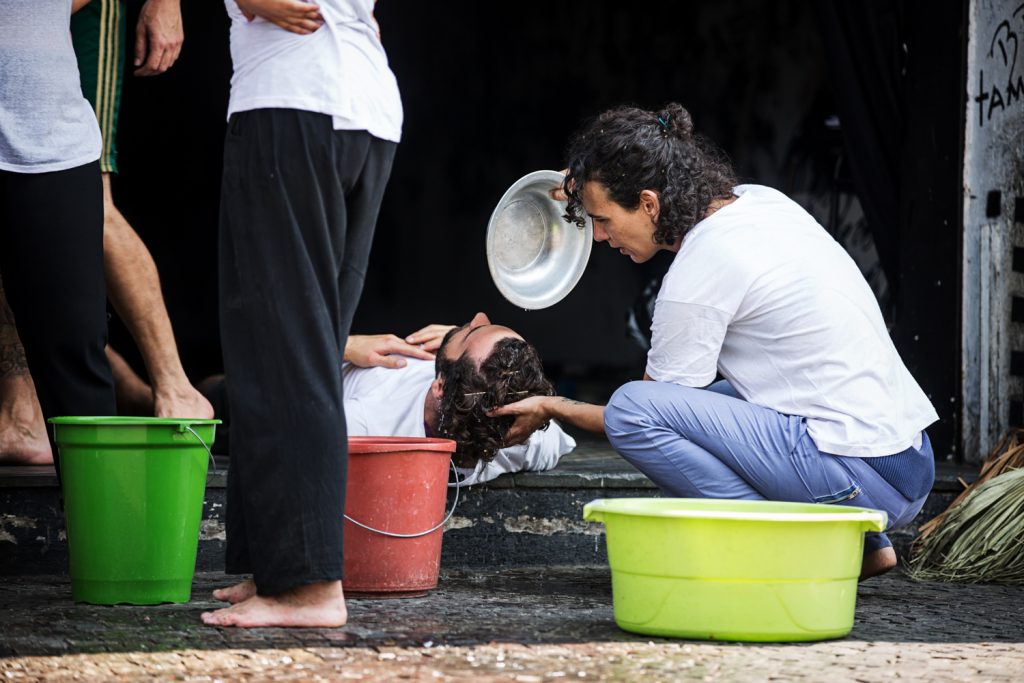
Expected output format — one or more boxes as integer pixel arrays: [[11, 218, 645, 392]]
[[493, 102, 938, 579]]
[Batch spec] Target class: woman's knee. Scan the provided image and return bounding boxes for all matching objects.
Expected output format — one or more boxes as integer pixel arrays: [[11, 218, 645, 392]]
[[604, 381, 654, 446]]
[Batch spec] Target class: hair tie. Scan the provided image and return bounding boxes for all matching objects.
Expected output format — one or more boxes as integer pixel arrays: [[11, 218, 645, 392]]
[[657, 114, 670, 132]]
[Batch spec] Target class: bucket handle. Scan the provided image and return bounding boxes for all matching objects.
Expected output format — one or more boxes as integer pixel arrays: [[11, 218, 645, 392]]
[[343, 457, 460, 539], [180, 424, 217, 474]]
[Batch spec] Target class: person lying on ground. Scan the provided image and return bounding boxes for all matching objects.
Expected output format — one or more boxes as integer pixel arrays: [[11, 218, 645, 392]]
[[199, 312, 576, 487], [202, 311, 575, 610], [345, 312, 576, 486]]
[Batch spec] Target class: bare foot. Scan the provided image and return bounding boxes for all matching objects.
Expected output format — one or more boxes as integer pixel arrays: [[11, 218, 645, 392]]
[[213, 578, 257, 604], [860, 546, 897, 581], [153, 384, 215, 420], [0, 374, 53, 465], [105, 346, 215, 419], [201, 580, 347, 628]]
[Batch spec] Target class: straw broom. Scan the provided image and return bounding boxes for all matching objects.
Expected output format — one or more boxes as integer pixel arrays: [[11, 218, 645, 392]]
[[908, 430, 1024, 584]]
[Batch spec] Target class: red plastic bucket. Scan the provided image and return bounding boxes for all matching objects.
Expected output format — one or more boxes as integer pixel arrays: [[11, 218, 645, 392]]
[[343, 436, 457, 597]]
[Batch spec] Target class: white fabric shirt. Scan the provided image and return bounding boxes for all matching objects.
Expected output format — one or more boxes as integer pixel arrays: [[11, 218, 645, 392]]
[[0, 0, 102, 172], [224, 0, 403, 142], [647, 184, 938, 457], [342, 358, 576, 485]]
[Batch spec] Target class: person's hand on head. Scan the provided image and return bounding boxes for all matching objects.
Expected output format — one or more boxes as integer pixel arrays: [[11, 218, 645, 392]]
[[134, 0, 184, 76], [234, 0, 324, 35], [405, 324, 456, 353], [345, 334, 434, 369], [488, 395, 551, 446]]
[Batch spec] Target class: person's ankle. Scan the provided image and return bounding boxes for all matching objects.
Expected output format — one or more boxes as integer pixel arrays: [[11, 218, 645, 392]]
[[282, 580, 345, 604], [860, 546, 897, 581], [0, 374, 44, 425]]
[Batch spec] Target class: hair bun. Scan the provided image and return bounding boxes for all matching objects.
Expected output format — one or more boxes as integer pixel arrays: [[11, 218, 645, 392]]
[[660, 103, 694, 140]]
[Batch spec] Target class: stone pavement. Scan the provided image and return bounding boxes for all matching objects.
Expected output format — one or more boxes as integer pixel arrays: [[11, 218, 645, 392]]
[[1, 568, 1022, 681]]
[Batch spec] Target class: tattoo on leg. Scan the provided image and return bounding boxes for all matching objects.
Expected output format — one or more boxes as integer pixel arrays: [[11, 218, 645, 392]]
[[0, 278, 30, 378]]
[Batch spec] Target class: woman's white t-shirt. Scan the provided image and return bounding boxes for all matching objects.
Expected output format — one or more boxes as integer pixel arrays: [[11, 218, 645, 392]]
[[646, 184, 937, 457]]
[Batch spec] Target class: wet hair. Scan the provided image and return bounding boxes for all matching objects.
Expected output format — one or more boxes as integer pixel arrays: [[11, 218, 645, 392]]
[[563, 102, 737, 246], [434, 331, 554, 469]]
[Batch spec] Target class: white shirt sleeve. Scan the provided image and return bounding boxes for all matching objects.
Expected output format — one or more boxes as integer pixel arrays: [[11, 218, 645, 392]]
[[450, 420, 577, 487], [645, 301, 732, 386]]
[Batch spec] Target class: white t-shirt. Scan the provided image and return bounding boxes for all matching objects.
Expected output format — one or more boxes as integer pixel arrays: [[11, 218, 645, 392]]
[[0, 0, 102, 172], [342, 358, 576, 485], [647, 184, 938, 457], [223, 0, 403, 142]]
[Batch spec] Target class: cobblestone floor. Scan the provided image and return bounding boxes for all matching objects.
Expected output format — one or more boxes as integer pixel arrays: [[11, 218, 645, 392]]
[[1, 568, 1022, 681]]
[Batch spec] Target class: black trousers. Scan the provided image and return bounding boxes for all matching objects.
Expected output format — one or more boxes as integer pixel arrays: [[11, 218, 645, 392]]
[[0, 162, 116, 456], [219, 109, 396, 595]]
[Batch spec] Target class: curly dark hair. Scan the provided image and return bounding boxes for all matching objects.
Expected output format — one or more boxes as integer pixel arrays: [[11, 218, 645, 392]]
[[434, 334, 554, 469], [563, 102, 737, 246]]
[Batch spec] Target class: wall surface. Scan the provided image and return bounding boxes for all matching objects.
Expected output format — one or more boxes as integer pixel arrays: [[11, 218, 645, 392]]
[[962, 0, 1024, 462]]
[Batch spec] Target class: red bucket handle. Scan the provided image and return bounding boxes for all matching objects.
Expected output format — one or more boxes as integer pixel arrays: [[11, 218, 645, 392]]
[[343, 455, 460, 538]]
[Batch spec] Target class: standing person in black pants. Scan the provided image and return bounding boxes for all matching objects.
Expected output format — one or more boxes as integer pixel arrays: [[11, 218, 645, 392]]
[[1, 0, 211, 468], [0, 0, 117, 464], [202, 0, 402, 628]]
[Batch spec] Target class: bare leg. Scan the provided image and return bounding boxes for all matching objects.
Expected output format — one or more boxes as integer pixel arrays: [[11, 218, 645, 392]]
[[0, 282, 51, 465], [101, 174, 213, 419], [106, 345, 155, 415], [212, 578, 257, 604], [202, 580, 347, 628], [860, 546, 897, 581]]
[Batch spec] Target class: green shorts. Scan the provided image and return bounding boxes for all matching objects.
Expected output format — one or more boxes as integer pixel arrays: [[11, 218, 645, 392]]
[[70, 0, 126, 174]]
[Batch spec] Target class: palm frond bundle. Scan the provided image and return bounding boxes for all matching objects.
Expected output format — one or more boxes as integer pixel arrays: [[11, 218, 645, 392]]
[[908, 430, 1024, 584]]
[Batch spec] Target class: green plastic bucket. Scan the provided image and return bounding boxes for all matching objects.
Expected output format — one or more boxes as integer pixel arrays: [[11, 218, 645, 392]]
[[49, 416, 220, 605], [583, 498, 887, 642]]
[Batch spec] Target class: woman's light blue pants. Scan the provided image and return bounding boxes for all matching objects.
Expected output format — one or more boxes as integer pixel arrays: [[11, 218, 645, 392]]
[[604, 380, 935, 553]]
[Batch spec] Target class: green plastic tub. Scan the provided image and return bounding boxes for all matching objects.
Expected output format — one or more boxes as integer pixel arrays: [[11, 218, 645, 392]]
[[50, 417, 220, 605], [583, 498, 887, 642]]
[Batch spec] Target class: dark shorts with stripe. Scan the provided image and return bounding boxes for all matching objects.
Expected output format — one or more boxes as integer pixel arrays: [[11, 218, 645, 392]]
[[70, 0, 126, 174]]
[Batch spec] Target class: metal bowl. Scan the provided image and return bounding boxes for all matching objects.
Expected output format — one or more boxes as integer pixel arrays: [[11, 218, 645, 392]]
[[486, 170, 593, 309]]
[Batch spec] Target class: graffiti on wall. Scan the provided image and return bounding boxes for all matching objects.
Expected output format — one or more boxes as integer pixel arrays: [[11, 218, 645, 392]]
[[974, 3, 1024, 125]]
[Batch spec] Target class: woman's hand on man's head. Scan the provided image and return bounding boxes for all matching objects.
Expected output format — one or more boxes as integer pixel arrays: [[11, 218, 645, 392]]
[[488, 396, 552, 446]]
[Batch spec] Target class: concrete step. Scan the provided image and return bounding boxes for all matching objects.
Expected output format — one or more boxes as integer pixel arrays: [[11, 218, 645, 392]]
[[0, 434, 975, 576]]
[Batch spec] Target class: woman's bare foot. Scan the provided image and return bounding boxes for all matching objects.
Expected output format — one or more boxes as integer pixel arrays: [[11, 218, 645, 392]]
[[202, 580, 347, 628], [860, 546, 897, 581], [213, 578, 257, 604], [0, 375, 53, 465]]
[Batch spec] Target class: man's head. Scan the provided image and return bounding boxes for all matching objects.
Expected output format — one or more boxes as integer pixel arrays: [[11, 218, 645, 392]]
[[562, 102, 737, 256], [432, 313, 554, 468]]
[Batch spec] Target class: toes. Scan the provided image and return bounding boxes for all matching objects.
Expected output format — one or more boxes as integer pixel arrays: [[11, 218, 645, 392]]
[[212, 588, 237, 603], [201, 609, 238, 627]]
